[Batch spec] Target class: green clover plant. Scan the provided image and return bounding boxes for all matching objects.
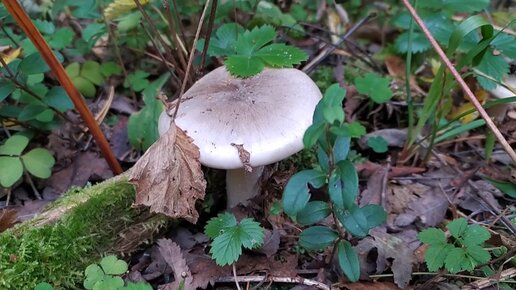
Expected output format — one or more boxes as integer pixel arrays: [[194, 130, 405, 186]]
[[282, 84, 387, 282], [204, 212, 264, 266], [418, 218, 491, 273]]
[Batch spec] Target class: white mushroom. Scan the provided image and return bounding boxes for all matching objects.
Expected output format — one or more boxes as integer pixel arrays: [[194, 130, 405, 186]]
[[159, 66, 322, 207]]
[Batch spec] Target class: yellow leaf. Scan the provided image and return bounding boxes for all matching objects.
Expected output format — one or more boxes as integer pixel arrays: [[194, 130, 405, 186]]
[[449, 90, 487, 124], [0, 47, 22, 66], [104, 0, 150, 20]]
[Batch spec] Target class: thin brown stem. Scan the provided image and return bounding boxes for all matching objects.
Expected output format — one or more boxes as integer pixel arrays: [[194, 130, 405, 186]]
[[401, 0, 516, 164], [199, 0, 218, 72], [162, 0, 188, 74]]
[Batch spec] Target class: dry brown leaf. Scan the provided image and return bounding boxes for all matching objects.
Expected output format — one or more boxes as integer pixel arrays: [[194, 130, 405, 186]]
[[157, 239, 193, 290], [130, 123, 206, 223], [384, 55, 425, 96], [340, 281, 404, 290], [230, 143, 252, 172], [0, 209, 16, 232]]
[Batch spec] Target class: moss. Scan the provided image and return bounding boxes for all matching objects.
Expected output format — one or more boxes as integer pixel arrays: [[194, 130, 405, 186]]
[[0, 179, 147, 289]]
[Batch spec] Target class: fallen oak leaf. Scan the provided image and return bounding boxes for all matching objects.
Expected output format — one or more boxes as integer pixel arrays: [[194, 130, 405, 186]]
[[130, 122, 206, 223]]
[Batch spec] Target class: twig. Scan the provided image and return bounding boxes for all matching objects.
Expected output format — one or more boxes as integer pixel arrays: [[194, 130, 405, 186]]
[[232, 264, 243, 290], [162, 0, 188, 73], [199, 0, 218, 72], [462, 267, 516, 290], [216, 275, 330, 290], [171, 0, 211, 121], [401, 0, 516, 164], [2, 0, 122, 175]]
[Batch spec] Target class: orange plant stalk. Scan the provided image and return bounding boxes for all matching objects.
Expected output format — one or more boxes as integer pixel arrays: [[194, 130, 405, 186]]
[[2, 0, 123, 174]]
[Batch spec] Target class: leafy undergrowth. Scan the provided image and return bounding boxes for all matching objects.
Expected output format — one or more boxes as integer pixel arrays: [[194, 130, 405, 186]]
[[1, 0, 516, 289]]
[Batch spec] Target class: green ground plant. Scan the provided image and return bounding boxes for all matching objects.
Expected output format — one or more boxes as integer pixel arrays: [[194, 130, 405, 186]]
[[282, 84, 387, 282]]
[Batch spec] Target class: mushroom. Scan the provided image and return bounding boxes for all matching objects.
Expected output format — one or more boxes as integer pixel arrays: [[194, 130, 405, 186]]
[[158, 66, 322, 207]]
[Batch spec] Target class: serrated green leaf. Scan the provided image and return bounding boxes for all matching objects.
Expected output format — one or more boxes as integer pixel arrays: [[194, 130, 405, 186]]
[[49, 27, 74, 49], [475, 49, 509, 90], [444, 247, 470, 273], [204, 212, 237, 239], [84, 264, 104, 289], [395, 32, 431, 53], [238, 218, 265, 249], [337, 240, 360, 282], [21, 148, 55, 178], [19, 53, 49, 75], [447, 218, 468, 239], [282, 169, 326, 218], [82, 61, 105, 86], [0, 135, 29, 156], [298, 226, 338, 251], [462, 224, 490, 246], [0, 156, 23, 187], [82, 23, 106, 44], [100, 255, 128, 275], [100, 62, 122, 77], [202, 23, 244, 56], [425, 243, 453, 271], [466, 244, 491, 264], [254, 44, 307, 67], [224, 55, 264, 77], [296, 201, 331, 225], [124, 70, 150, 92], [45, 86, 74, 112], [34, 19, 56, 34], [419, 0, 489, 13], [355, 73, 393, 104], [235, 25, 276, 56], [0, 79, 16, 102], [367, 136, 388, 153], [491, 33, 516, 59], [418, 228, 446, 245]]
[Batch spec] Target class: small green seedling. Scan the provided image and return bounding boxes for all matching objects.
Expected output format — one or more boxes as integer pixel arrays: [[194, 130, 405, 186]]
[[367, 136, 389, 153], [0, 134, 55, 188], [418, 218, 491, 273], [205, 212, 264, 266], [354, 73, 393, 104]]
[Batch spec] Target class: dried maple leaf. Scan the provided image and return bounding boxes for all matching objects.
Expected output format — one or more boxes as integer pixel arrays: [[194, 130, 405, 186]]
[[130, 123, 206, 223]]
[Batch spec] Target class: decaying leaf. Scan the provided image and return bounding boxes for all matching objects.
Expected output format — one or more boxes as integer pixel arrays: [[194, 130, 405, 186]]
[[130, 123, 206, 223], [230, 143, 252, 172], [157, 239, 193, 290], [0, 209, 17, 233], [0, 46, 21, 66]]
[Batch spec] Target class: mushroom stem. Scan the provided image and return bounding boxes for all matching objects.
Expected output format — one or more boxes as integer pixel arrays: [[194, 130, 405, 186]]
[[225, 166, 264, 208]]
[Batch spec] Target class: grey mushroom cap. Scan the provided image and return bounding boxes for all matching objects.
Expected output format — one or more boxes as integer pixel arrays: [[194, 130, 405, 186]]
[[159, 66, 322, 170]]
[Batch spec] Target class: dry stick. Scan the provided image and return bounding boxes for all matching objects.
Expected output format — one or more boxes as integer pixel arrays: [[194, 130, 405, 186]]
[[401, 0, 516, 164], [171, 0, 211, 121], [2, 0, 123, 175], [216, 275, 330, 290], [199, 0, 218, 72], [162, 0, 188, 73]]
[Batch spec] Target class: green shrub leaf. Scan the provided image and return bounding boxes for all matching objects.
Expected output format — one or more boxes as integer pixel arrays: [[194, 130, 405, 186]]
[[0, 156, 23, 187], [282, 169, 326, 218], [299, 226, 338, 251], [296, 201, 331, 225], [0, 135, 29, 156], [367, 136, 388, 153], [418, 228, 446, 245], [0, 79, 16, 102], [19, 53, 50, 75], [447, 218, 468, 239], [354, 73, 393, 104], [44, 87, 74, 112], [425, 243, 453, 272], [337, 240, 360, 282], [204, 212, 237, 239], [21, 148, 55, 179]]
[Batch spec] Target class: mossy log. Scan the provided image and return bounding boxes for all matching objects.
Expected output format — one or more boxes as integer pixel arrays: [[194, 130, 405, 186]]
[[0, 178, 170, 289]]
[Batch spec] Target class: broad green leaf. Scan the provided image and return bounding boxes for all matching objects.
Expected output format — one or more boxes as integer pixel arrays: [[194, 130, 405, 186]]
[[0, 79, 16, 102], [444, 247, 470, 273], [367, 136, 388, 153], [447, 218, 468, 239], [298, 226, 338, 251], [81, 61, 104, 86], [323, 84, 346, 106], [0, 156, 23, 187], [48, 27, 74, 49], [45, 87, 74, 112], [224, 55, 264, 77], [19, 53, 49, 75], [303, 122, 325, 149], [337, 240, 360, 282], [322, 105, 344, 124], [35, 282, 54, 290], [296, 201, 331, 225], [483, 177, 516, 198], [84, 264, 104, 289], [354, 73, 393, 104], [117, 12, 142, 32], [418, 228, 446, 245], [26, 73, 44, 86], [100, 255, 128, 275], [282, 169, 326, 218], [35, 108, 54, 122], [0, 135, 29, 156], [337, 160, 358, 209], [462, 224, 490, 247], [425, 243, 453, 272], [466, 244, 491, 264], [95, 276, 124, 290], [124, 282, 153, 290], [419, 0, 489, 13], [73, 76, 96, 98], [333, 136, 350, 162], [362, 204, 387, 229], [254, 44, 307, 67], [316, 146, 329, 173], [17, 104, 50, 122], [65, 62, 80, 77], [21, 148, 55, 178], [100, 62, 122, 77], [204, 212, 237, 239], [336, 205, 369, 237], [343, 122, 366, 138]]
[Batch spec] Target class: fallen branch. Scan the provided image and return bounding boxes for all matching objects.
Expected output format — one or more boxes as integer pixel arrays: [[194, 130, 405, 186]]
[[215, 275, 330, 290]]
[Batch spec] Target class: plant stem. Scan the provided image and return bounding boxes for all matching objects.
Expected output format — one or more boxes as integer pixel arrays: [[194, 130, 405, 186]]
[[401, 0, 516, 164], [199, 0, 218, 72]]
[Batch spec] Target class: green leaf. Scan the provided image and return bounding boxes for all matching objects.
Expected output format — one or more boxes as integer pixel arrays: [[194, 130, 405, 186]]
[[100, 62, 122, 77], [254, 43, 307, 67], [282, 169, 326, 218], [395, 31, 432, 53], [333, 136, 350, 162], [367, 136, 388, 153], [336, 205, 369, 237], [298, 226, 338, 251], [19, 53, 49, 75], [418, 228, 446, 245], [224, 55, 264, 77], [329, 160, 358, 209], [209, 218, 264, 266], [124, 282, 153, 290], [235, 25, 276, 56], [17, 104, 49, 122], [0, 79, 16, 102], [444, 247, 470, 273], [0, 135, 29, 156], [425, 243, 453, 272], [343, 122, 366, 138], [204, 212, 237, 239], [82, 23, 106, 44], [323, 84, 346, 106], [83, 264, 104, 289], [466, 244, 491, 265], [322, 105, 344, 124], [0, 156, 23, 187], [354, 73, 393, 104], [491, 33, 516, 59], [296, 201, 331, 225], [26, 73, 44, 86], [419, 0, 489, 13], [65, 62, 80, 77], [81, 61, 105, 86], [447, 218, 468, 239], [124, 70, 150, 92], [48, 27, 74, 49], [34, 19, 56, 34], [462, 224, 490, 247], [127, 73, 169, 150], [117, 12, 142, 32], [475, 49, 509, 90], [45, 87, 74, 112], [362, 204, 387, 229], [21, 148, 55, 179], [35, 282, 54, 290], [95, 276, 124, 290], [303, 122, 325, 149], [337, 240, 360, 282], [483, 177, 516, 198], [202, 23, 244, 56], [73, 76, 96, 98], [100, 255, 128, 275]]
